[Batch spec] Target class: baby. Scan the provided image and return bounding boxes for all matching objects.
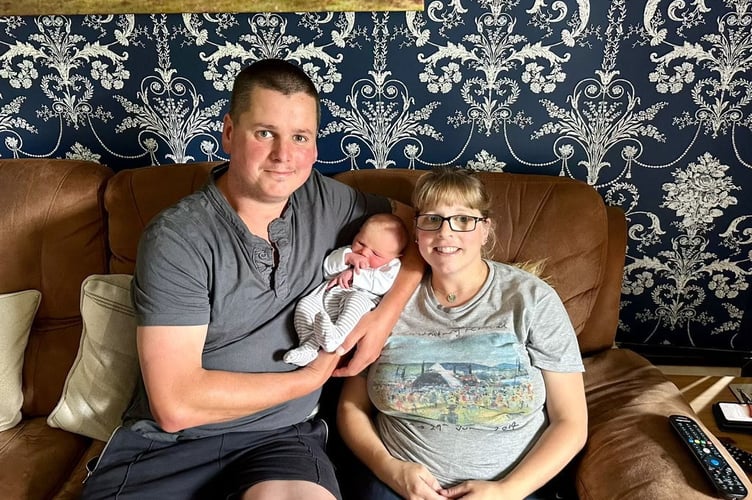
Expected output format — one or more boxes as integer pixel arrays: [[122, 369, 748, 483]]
[[284, 213, 409, 366]]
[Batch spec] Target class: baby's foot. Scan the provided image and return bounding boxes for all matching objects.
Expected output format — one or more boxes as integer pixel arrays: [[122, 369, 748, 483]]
[[283, 344, 318, 366]]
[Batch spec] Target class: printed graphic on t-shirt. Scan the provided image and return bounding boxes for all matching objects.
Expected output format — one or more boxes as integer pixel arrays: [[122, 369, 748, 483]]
[[369, 332, 535, 427]]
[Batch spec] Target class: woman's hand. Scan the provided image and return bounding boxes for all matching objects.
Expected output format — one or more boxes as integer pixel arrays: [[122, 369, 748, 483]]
[[440, 480, 518, 499], [380, 457, 448, 500]]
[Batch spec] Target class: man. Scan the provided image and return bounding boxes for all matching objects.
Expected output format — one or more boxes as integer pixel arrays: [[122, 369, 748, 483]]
[[82, 59, 422, 500]]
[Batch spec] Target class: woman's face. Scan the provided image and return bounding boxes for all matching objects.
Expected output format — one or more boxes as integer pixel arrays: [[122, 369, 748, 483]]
[[415, 202, 490, 279]]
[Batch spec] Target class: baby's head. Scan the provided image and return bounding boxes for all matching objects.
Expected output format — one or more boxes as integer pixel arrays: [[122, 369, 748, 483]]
[[352, 213, 409, 268]]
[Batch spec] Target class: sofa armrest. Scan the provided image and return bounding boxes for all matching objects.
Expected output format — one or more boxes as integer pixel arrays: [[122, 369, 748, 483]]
[[577, 348, 752, 499]]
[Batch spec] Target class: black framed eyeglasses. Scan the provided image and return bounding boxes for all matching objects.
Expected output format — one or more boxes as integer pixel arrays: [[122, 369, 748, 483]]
[[415, 214, 488, 232]]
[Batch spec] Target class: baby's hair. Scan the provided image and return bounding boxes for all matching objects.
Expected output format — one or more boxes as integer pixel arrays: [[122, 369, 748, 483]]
[[363, 213, 409, 254], [413, 166, 548, 280]]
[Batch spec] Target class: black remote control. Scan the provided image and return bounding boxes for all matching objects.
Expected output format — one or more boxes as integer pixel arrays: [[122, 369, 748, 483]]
[[669, 414, 748, 499], [721, 439, 752, 474]]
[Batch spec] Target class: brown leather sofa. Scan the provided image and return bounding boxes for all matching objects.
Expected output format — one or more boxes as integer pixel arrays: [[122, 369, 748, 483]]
[[1, 158, 749, 499]]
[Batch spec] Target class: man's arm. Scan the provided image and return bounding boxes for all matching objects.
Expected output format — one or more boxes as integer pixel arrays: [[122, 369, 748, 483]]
[[138, 324, 341, 432], [333, 199, 425, 377]]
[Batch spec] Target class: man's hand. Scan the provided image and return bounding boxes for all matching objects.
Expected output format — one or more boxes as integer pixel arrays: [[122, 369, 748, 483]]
[[332, 309, 389, 377], [302, 349, 342, 384]]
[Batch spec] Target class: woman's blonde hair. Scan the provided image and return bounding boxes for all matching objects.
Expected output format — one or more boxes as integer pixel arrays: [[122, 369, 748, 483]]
[[412, 166, 548, 280], [412, 166, 497, 258]]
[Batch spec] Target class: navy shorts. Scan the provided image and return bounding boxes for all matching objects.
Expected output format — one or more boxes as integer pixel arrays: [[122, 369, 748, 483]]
[[81, 419, 341, 500], [340, 447, 577, 500]]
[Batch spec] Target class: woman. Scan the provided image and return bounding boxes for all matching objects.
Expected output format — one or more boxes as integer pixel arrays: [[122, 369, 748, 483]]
[[337, 167, 587, 500]]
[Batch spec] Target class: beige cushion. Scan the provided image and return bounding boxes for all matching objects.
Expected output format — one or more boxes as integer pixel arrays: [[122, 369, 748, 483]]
[[0, 289, 41, 431], [47, 274, 138, 441]]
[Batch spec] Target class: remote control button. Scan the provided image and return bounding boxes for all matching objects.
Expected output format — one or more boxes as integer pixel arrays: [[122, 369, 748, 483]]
[[705, 456, 721, 467]]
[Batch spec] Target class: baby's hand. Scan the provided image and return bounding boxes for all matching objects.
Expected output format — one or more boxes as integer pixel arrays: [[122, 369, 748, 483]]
[[328, 268, 354, 289], [344, 252, 370, 274]]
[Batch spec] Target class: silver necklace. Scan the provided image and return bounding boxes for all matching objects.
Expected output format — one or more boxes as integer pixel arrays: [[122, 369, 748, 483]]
[[432, 285, 457, 303]]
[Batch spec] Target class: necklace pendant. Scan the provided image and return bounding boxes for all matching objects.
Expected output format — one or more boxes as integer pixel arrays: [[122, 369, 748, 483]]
[[446, 292, 456, 303]]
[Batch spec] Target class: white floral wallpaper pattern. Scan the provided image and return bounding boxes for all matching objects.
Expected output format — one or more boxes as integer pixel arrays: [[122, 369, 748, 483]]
[[0, 1, 750, 353]]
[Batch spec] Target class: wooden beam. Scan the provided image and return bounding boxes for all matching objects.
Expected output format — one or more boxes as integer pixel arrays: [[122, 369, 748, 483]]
[[0, 1, 424, 16]]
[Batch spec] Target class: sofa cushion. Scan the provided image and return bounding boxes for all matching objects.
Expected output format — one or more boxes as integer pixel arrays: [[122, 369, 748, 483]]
[[0, 417, 91, 500], [0, 289, 41, 431], [47, 274, 138, 442]]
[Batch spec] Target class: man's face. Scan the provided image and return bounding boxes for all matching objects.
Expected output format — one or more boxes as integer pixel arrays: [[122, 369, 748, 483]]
[[221, 86, 318, 204]]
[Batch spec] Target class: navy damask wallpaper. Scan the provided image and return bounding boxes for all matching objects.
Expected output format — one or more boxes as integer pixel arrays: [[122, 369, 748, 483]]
[[0, 1, 750, 353]]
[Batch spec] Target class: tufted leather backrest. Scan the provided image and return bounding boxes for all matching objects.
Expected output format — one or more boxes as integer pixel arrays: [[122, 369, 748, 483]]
[[0, 159, 113, 416], [104, 164, 625, 355], [104, 162, 220, 274]]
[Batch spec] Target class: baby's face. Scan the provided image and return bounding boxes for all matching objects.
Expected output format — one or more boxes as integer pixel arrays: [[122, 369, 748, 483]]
[[352, 225, 402, 268]]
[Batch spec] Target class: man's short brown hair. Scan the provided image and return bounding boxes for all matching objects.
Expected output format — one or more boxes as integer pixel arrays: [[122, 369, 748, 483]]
[[229, 59, 321, 126]]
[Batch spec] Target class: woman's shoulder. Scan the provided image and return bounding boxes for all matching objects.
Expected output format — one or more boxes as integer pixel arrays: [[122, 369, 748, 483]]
[[487, 260, 556, 292], [488, 259, 534, 276]]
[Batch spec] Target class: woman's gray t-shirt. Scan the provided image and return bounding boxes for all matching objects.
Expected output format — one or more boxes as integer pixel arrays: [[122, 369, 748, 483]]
[[367, 260, 584, 486]]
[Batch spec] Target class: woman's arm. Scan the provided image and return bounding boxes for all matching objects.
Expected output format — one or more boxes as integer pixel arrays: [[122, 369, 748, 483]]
[[338, 375, 447, 500], [442, 370, 587, 499], [333, 199, 425, 377]]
